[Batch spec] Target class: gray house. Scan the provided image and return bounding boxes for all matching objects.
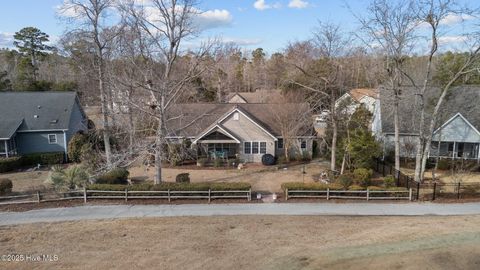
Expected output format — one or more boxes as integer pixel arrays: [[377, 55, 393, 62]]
[[0, 92, 87, 158], [373, 85, 480, 160], [166, 103, 314, 163]]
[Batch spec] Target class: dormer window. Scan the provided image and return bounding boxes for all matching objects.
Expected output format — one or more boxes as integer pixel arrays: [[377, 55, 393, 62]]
[[233, 112, 239, 121], [34, 115, 39, 118], [50, 119, 58, 124]]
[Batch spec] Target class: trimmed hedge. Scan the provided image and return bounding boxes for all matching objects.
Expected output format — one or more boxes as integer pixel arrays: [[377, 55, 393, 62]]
[[281, 182, 343, 191], [0, 178, 13, 194], [96, 168, 129, 185], [21, 152, 65, 166], [87, 182, 251, 191], [0, 157, 22, 173]]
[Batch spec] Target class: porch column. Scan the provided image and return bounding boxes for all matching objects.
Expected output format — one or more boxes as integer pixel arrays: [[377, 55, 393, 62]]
[[4, 140, 8, 158], [452, 141, 456, 160], [477, 143, 480, 163]]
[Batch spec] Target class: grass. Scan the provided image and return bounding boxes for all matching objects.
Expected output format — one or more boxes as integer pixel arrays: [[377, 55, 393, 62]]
[[0, 215, 480, 269]]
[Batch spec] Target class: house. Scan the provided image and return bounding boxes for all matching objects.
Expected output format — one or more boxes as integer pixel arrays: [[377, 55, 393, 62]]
[[165, 103, 314, 163], [0, 92, 87, 159], [373, 85, 480, 160]]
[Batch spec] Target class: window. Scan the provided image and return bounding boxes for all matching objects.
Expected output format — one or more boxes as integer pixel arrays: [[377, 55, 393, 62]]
[[260, 142, 267, 154], [301, 140, 307, 149], [277, 138, 283, 149], [48, 134, 57, 144], [244, 142, 251, 154], [233, 112, 239, 120], [252, 142, 259, 154], [448, 142, 454, 152]]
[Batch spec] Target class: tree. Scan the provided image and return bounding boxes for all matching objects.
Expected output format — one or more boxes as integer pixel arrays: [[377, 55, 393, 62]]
[[59, 0, 117, 168], [13, 27, 54, 82], [50, 165, 89, 191], [0, 71, 11, 91]]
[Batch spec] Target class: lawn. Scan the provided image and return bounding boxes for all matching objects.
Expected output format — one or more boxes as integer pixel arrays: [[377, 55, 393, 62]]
[[0, 169, 51, 192], [1, 215, 479, 269], [401, 168, 480, 184]]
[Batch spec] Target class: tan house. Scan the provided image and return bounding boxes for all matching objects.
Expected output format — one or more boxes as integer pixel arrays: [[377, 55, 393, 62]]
[[166, 103, 314, 163]]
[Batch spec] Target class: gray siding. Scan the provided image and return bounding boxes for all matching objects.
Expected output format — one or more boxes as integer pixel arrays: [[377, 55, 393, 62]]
[[16, 131, 66, 155], [66, 100, 88, 142], [433, 115, 480, 143]]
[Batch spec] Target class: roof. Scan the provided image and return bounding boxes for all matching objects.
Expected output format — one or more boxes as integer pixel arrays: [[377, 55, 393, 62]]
[[349, 88, 377, 102], [379, 85, 480, 134], [0, 119, 23, 139], [0, 92, 81, 134], [226, 89, 285, 103], [166, 103, 313, 138]]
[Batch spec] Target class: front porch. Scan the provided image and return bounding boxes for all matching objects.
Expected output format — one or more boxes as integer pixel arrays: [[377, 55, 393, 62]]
[[0, 137, 18, 158], [430, 141, 480, 160]]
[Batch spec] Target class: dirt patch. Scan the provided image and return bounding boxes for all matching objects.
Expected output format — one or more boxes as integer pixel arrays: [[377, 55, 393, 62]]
[[0, 215, 480, 270], [0, 169, 51, 192]]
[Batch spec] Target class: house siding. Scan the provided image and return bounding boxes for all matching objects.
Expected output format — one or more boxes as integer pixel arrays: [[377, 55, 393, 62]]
[[220, 111, 275, 162], [433, 115, 480, 143], [66, 100, 88, 142], [16, 131, 66, 155]]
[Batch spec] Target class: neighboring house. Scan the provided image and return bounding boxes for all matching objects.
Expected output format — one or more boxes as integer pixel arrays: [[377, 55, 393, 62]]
[[373, 85, 480, 160], [226, 89, 284, 104], [166, 103, 315, 163], [0, 92, 87, 159]]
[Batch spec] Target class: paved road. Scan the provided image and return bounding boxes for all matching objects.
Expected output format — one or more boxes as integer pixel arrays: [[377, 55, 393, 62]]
[[1, 202, 480, 226]]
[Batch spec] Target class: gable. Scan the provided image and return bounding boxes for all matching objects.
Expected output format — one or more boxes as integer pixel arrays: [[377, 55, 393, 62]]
[[220, 109, 277, 142], [228, 94, 247, 103], [433, 114, 480, 143]]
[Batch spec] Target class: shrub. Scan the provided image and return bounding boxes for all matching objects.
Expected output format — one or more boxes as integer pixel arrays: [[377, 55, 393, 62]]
[[213, 159, 223, 167], [301, 151, 311, 162], [68, 133, 88, 163], [175, 173, 190, 183], [50, 165, 89, 190], [277, 156, 287, 165], [353, 168, 373, 187], [209, 182, 251, 191], [337, 174, 353, 189], [383, 175, 396, 188], [367, 186, 384, 191], [197, 158, 207, 167], [0, 179, 13, 194], [348, 185, 365, 191], [21, 152, 65, 166], [96, 168, 129, 185], [0, 157, 22, 173], [261, 154, 275, 166], [437, 159, 451, 170], [281, 182, 343, 191], [88, 184, 128, 191]]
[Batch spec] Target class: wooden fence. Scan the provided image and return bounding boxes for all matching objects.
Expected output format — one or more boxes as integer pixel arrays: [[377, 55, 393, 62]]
[[0, 188, 252, 205], [285, 188, 413, 201]]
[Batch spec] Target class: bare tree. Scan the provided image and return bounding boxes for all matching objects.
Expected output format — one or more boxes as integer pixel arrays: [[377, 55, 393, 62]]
[[354, 0, 419, 174], [119, 0, 214, 184], [59, 0, 116, 168]]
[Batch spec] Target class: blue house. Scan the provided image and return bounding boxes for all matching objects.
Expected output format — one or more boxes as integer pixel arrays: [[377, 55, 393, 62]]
[[0, 92, 87, 159]]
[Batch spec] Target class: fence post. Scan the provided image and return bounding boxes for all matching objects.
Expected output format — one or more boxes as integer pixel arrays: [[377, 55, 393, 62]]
[[168, 189, 171, 202], [208, 189, 211, 203], [285, 188, 288, 201], [83, 187, 87, 203], [327, 188, 330, 200], [457, 182, 461, 200], [36, 191, 41, 203], [409, 188, 412, 201], [125, 188, 128, 202], [432, 182, 437, 201], [416, 182, 420, 201], [248, 188, 252, 202], [366, 188, 369, 201]]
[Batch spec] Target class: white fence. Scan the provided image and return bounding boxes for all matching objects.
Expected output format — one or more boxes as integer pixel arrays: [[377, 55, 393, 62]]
[[285, 188, 413, 201]]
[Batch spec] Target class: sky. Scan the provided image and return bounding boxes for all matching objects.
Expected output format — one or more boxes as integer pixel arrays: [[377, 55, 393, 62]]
[[0, 0, 478, 55]]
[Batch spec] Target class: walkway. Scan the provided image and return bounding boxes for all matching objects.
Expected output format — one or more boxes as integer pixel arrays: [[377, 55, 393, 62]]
[[1, 202, 480, 226]]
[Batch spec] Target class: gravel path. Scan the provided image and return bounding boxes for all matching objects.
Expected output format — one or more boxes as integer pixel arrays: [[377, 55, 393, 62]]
[[1, 202, 480, 226]]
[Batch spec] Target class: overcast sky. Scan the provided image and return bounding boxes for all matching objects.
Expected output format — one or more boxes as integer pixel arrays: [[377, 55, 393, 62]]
[[0, 0, 478, 54]]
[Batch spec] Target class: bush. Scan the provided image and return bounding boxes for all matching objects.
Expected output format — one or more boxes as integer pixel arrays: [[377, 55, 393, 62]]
[[383, 175, 396, 188], [437, 159, 451, 170], [213, 159, 223, 167], [210, 182, 251, 191], [88, 184, 128, 191], [21, 152, 65, 166], [353, 168, 373, 187], [68, 133, 88, 163], [281, 182, 343, 191], [0, 157, 22, 173], [277, 156, 287, 165], [367, 186, 384, 191], [175, 173, 190, 183], [301, 151, 311, 162], [261, 154, 275, 166], [96, 168, 129, 185], [348, 185, 365, 191], [0, 179, 13, 194], [337, 174, 354, 189]]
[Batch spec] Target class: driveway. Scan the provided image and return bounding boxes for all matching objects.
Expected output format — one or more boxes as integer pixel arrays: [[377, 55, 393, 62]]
[[1, 202, 480, 226]]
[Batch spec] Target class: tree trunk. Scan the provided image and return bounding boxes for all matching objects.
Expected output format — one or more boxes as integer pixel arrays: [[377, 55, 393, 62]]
[[97, 58, 112, 168], [393, 94, 400, 173], [331, 119, 337, 171], [154, 113, 165, 184]]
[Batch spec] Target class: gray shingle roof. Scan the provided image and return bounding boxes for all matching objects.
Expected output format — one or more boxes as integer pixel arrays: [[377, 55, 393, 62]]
[[380, 85, 480, 134], [0, 92, 79, 136]]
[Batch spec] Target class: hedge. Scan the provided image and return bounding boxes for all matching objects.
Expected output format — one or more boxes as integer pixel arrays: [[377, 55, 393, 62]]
[[21, 152, 65, 166], [96, 168, 129, 185], [0, 157, 22, 173], [281, 182, 343, 191], [87, 182, 251, 191]]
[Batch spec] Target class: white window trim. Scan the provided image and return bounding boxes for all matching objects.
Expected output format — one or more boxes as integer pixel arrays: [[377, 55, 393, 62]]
[[244, 141, 267, 154], [277, 138, 284, 149], [300, 139, 307, 149], [48, 134, 57, 144]]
